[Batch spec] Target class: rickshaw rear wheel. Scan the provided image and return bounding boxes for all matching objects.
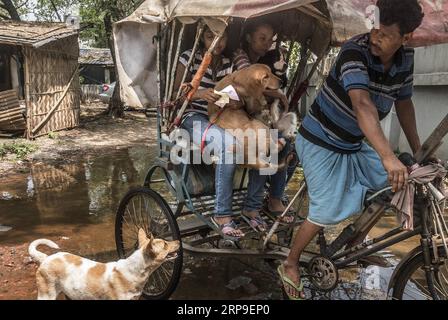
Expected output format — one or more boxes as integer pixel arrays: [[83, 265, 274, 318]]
[[115, 187, 183, 300]]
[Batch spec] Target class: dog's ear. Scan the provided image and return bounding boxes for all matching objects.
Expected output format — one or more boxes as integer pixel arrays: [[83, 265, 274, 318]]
[[138, 228, 148, 248], [259, 72, 270, 89]]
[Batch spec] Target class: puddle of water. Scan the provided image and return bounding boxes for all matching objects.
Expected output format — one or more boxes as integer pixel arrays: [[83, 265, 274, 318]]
[[0, 146, 155, 260]]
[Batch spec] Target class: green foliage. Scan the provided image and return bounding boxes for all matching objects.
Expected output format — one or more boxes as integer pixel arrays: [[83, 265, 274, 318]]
[[35, 0, 79, 22], [11, 0, 29, 17], [285, 41, 301, 78], [79, 0, 145, 47], [48, 131, 59, 139], [8, 0, 144, 48], [0, 141, 38, 159]]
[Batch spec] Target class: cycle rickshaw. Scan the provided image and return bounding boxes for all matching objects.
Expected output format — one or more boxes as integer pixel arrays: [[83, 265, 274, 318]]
[[112, 0, 448, 300]]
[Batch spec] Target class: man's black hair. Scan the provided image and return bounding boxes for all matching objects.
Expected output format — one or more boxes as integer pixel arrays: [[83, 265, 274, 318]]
[[377, 0, 425, 35]]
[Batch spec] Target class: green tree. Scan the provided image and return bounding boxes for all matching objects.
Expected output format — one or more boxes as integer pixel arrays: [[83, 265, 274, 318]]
[[3, 0, 145, 117], [79, 0, 144, 117], [0, 0, 21, 20], [33, 0, 78, 22]]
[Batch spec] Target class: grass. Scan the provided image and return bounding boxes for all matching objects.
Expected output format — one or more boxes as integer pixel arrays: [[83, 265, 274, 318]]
[[0, 141, 38, 160], [48, 131, 59, 139]]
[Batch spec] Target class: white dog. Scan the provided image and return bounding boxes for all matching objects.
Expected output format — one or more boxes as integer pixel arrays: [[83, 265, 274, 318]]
[[28, 229, 180, 300]]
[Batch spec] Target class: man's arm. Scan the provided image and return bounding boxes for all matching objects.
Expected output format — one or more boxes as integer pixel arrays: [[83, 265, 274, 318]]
[[348, 89, 408, 192], [395, 98, 421, 155]]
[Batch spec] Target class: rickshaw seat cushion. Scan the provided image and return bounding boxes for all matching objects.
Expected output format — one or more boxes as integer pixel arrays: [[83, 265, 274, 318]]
[[172, 163, 248, 197]]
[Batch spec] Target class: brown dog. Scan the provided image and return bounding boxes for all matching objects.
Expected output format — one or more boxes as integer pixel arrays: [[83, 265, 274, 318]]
[[207, 64, 295, 170], [208, 64, 281, 118]]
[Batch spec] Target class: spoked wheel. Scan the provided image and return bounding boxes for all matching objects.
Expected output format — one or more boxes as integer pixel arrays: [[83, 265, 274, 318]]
[[391, 246, 448, 300], [115, 187, 183, 300]]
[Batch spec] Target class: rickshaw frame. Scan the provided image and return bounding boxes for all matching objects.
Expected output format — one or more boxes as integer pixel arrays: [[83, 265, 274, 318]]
[[114, 3, 448, 300]]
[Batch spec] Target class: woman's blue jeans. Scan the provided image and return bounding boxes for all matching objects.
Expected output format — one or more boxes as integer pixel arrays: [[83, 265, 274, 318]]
[[181, 113, 267, 217]]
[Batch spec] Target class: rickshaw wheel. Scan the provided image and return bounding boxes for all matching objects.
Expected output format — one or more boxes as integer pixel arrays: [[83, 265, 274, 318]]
[[115, 187, 183, 300]]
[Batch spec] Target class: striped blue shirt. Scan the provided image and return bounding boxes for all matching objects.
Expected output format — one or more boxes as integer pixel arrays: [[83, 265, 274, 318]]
[[300, 33, 414, 153]]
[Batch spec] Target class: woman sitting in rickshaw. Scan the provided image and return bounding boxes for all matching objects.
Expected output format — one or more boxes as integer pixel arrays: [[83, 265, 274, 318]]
[[233, 19, 295, 224], [173, 25, 268, 238]]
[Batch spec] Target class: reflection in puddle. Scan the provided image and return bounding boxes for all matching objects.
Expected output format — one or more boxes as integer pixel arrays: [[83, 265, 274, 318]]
[[0, 146, 155, 258]]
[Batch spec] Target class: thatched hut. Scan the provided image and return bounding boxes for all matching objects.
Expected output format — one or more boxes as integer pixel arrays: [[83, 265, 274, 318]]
[[0, 20, 80, 139]]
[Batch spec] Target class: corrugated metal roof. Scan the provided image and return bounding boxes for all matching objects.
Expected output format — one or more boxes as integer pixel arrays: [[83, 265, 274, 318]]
[[79, 48, 114, 66], [0, 20, 78, 48]]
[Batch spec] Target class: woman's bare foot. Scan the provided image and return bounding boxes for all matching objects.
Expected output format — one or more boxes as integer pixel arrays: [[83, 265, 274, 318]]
[[214, 216, 244, 237]]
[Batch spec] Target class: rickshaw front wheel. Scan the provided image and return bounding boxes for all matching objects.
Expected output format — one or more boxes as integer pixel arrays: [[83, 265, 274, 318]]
[[115, 187, 183, 300]]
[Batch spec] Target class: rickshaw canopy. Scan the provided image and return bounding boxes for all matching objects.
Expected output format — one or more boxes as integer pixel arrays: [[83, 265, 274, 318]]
[[113, 0, 448, 108]]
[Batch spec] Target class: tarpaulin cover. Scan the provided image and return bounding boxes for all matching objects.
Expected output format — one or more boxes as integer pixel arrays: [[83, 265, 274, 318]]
[[114, 0, 448, 107]]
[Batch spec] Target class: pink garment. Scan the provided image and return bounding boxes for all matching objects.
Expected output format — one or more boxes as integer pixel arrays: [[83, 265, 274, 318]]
[[391, 164, 447, 230]]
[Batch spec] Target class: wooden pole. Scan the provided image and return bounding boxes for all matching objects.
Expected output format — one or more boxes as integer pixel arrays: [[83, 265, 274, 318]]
[[164, 20, 177, 103], [168, 23, 185, 101], [175, 23, 204, 99], [24, 48, 32, 139]]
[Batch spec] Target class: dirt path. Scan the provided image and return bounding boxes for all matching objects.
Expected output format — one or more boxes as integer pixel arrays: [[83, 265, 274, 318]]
[[0, 102, 156, 178]]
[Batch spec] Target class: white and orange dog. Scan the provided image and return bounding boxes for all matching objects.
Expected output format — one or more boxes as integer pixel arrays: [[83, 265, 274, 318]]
[[28, 229, 180, 300]]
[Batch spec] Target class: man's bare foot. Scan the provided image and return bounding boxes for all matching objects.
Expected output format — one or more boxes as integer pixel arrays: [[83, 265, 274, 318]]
[[283, 261, 305, 299]]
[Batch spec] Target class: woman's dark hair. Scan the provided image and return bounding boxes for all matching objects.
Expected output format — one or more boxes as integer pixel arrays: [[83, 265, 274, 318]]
[[198, 24, 212, 50], [241, 20, 275, 51], [376, 0, 425, 35], [198, 24, 228, 50]]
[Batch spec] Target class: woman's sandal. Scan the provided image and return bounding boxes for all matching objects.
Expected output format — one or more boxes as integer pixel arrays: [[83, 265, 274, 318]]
[[241, 212, 268, 232], [277, 264, 305, 300], [211, 217, 245, 239]]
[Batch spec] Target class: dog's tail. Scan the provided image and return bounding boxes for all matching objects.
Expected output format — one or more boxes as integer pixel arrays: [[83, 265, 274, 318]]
[[28, 239, 60, 264]]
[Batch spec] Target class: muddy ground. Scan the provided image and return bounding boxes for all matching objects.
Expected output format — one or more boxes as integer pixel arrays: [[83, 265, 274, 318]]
[[0, 102, 154, 300], [1, 102, 446, 300]]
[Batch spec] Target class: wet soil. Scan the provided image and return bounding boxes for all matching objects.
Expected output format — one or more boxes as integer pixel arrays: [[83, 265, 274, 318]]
[[0, 102, 446, 300]]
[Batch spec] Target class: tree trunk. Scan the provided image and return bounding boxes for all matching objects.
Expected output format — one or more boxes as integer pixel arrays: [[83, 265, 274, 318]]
[[1, 0, 21, 20], [104, 11, 125, 118]]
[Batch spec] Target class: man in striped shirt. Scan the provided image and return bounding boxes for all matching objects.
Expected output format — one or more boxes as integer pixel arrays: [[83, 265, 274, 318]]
[[279, 0, 425, 300]]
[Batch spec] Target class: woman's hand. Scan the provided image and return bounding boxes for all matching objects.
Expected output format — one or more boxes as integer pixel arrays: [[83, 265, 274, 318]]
[[194, 89, 221, 104]]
